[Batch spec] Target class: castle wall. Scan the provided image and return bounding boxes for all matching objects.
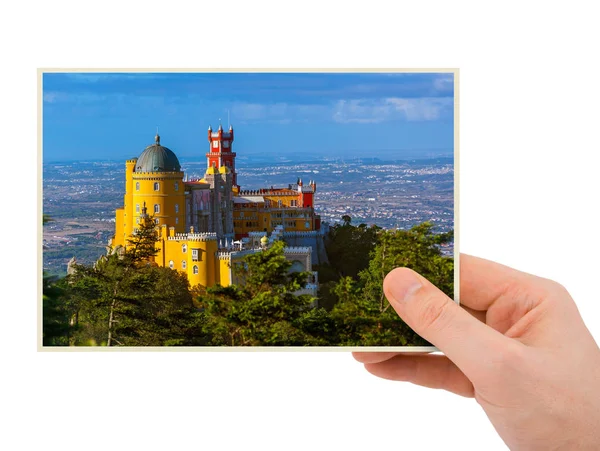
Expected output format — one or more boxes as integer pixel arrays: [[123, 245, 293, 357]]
[[282, 231, 329, 265]]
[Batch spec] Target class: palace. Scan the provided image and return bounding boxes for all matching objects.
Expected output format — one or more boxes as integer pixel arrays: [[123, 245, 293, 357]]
[[109, 123, 325, 293]]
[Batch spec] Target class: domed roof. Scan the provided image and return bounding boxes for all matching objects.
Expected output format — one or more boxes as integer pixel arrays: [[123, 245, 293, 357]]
[[260, 235, 269, 244], [135, 134, 181, 173], [219, 165, 230, 174]]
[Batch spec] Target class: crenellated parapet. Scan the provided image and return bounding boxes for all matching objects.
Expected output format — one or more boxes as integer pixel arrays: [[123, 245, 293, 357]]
[[132, 171, 184, 180], [283, 231, 319, 238], [284, 246, 312, 254], [167, 232, 218, 242]]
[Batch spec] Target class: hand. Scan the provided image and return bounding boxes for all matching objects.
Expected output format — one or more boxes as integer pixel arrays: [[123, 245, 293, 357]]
[[353, 254, 600, 450]]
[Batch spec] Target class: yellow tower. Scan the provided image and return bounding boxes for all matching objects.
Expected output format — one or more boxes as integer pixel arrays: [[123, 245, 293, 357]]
[[113, 133, 185, 249]]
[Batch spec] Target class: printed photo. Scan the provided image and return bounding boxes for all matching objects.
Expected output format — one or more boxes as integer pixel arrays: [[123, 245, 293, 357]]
[[41, 71, 456, 348]]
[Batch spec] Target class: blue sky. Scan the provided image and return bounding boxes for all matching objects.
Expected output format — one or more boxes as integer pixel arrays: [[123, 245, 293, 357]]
[[42, 72, 454, 162]]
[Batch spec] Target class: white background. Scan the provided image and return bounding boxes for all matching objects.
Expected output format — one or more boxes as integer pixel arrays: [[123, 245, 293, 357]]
[[2, 1, 599, 450]]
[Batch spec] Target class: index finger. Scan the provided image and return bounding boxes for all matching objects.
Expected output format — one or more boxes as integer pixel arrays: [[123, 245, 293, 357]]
[[460, 253, 539, 311]]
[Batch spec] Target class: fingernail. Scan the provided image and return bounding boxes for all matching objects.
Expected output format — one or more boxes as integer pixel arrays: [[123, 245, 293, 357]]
[[387, 271, 423, 304]]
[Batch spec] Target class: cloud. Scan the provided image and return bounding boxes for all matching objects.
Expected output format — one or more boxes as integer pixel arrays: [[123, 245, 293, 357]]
[[332, 97, 453, 123], [433, 74, 454, 93], [61, 73, 169, 83], [231, 102, 329, 123]]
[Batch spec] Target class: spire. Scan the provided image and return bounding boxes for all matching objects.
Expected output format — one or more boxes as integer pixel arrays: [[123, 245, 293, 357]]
[[218, 118, 223, 131], [155, 126, 160, 145]]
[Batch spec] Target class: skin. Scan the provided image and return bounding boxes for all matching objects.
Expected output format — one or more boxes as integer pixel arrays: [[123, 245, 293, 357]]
[[353, 254, 600, 450]]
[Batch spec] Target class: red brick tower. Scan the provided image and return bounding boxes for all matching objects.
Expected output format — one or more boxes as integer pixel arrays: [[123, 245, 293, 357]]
[[206, 122, 238, 187]]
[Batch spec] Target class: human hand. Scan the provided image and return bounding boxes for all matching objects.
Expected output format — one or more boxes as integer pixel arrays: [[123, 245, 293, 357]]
[[353, 254, 600, 450]]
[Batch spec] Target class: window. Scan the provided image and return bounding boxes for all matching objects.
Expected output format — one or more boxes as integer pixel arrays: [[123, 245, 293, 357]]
[[278, 200, 282, 208], [154, 204, 160, 214], [193, 265, 199, 274], [154, 182, 160, 191], [154, 218, 159, 224], [305, 221, 310, 229], [175, 204, 179, 213], [291, 200, 297, 207], [169, 260, 174, 269], [136, 182, 140, 191], [212, 140, 219, 149], [182, 244, 187, 253], [240, 212, 244, 218], [182, 261, 186, 269], [136, 218, 140, 224], [174, 181, 179, 191], [175, 217, 179, 224], [136, 204, 140, 213], [192, 249, 199, 261]]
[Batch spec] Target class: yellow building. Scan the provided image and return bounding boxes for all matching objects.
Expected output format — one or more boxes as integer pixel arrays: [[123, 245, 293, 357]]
[[110, 125, 321, 292]]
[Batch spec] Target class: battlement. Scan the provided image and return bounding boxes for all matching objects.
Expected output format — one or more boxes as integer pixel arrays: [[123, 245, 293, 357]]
[[167, 232, 218, 242], [132, 171, 184, 177], [284, 246, 312, 254], [239, 188, 297, 196], [283, 231, 319, 238], [126, 158, 138, 164], [216, 252, 233, 260]]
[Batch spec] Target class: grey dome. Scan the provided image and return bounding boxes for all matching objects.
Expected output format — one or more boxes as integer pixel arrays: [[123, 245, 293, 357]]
[[135, 134, 181, 172]]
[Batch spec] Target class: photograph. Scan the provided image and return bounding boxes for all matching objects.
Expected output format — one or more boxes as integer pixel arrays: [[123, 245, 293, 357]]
[[41, 70, 456, 348]]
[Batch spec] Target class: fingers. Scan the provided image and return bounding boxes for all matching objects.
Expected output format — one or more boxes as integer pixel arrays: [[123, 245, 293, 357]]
[[384, 267, 519, 377], [459, 254, 540, 312], [461, 305, 486, 323], [364, 354, 474, 397], [352, 351, 431, 364]]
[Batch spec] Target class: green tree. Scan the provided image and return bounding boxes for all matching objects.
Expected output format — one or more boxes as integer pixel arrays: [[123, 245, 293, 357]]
[[326, 222, 453, 346], [198, 240, 322, 346], [42, 275, 74, 346], [63, 214, 208, 346]]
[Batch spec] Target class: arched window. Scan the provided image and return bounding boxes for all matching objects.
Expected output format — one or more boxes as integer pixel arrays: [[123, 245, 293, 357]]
[[175, 217, 179, 224], [169, 260, 174, 269], [136, 182, 140, 191], [154, 182, 160, 191], [154, 218, 159, 224], [182, 260, 186, 269], [174, 181, 179, 191], [193, 265, 198, 274], [136, 204, 140, 213], [175, 204, 179, 213], [154, 204, 160, 214], [182, 244, 187, 253]]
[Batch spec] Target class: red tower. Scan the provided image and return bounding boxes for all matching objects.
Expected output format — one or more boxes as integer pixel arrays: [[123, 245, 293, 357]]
[[206, 123, 238, 186]]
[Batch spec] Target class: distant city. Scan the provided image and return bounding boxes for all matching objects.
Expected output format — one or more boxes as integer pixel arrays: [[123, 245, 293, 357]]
[[43, 154, 454, 275]]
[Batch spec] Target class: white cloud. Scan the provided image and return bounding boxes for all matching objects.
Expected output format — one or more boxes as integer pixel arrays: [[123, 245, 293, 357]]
[[332, 97, 453, 123], [386, 97, 453, 121], [231, 102, 328, 123], [433, 75, 454, 92]]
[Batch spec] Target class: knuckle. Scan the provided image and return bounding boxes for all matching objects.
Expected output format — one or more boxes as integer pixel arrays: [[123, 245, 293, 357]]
[[416, 295, 454, 333], [493, 341, 527, 371]]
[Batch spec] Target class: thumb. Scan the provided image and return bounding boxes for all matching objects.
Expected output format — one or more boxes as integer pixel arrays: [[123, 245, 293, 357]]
[[384, 267, 515, 376]]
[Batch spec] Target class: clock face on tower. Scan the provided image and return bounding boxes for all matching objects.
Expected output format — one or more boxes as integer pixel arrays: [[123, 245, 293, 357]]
[[223, 141, 230, 149], [212, 140, 219, 149]]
